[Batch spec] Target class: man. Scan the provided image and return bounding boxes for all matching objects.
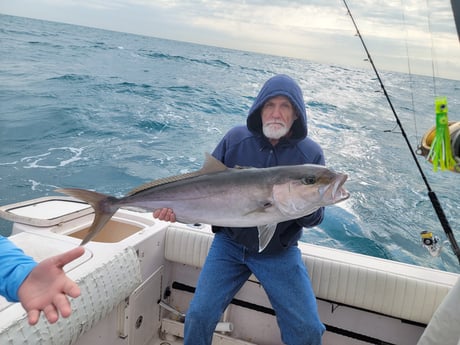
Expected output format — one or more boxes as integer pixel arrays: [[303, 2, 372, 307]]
[[0, 236, 84, 325], [154, 74, 326, 344]]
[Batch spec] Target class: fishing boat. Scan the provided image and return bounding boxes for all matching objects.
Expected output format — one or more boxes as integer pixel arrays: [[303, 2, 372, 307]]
[[1, 1, 459, 344], [0, 196, 459, 345]]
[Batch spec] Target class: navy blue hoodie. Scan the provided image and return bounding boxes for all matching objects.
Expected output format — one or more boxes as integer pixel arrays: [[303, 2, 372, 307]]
[[212, 74, 325, 254]]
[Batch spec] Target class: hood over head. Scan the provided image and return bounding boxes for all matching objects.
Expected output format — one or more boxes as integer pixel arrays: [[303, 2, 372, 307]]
[[247, 74, 308, 140]]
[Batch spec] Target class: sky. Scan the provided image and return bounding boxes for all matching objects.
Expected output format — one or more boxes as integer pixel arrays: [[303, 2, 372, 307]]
[[1, 0, 460, 80]]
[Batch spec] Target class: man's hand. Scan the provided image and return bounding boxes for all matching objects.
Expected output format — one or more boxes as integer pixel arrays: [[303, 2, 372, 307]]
[[153, 208, 176, 222], [17, 246, 85, 325]]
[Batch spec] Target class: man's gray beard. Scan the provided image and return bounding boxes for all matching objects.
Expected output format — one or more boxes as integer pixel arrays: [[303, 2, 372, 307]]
[[263, 124, 289, 140]]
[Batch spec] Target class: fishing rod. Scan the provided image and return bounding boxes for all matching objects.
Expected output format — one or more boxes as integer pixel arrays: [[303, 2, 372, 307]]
[[451, 0, 460, 42], [342, 0, 460, 265]]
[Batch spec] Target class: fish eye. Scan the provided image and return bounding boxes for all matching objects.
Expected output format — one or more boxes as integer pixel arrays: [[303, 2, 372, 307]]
[[301, 176, 316, 185]]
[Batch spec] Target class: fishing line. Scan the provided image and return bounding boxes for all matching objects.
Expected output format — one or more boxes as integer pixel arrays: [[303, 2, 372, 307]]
[[342, 0, 460, 265], [399, 0, 420, 144], [425, 0, 438, 96]]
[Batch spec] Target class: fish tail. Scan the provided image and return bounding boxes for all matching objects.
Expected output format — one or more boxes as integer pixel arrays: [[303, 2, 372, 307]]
[[55, 188, 120, 245]]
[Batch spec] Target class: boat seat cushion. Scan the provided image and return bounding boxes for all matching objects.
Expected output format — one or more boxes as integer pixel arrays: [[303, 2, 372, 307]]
[[164, 226, 455, 325]]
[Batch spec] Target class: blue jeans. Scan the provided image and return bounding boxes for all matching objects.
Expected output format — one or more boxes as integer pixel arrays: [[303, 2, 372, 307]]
[[184, 232, 325, 345]]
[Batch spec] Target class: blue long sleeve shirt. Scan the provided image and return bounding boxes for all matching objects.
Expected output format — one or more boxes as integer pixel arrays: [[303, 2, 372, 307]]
[[0, 236, 37, 302]]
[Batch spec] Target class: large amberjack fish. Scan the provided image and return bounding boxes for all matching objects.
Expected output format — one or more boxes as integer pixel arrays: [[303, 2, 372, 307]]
[[56, 153, 349, 252]]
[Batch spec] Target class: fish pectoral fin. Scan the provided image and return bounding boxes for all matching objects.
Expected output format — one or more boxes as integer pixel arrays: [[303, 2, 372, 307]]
[[257, 224, 277, 253]]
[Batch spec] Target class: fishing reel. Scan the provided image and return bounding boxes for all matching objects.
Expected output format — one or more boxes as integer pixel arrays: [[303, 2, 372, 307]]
[[420, 231, 449, 257]]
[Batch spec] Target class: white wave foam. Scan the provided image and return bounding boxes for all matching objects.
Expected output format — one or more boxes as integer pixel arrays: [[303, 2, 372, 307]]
[[29, 179, 41, 191], [0, 161, 18, 166], [21, 147, 85, 169], [28, 179, 59, 191]]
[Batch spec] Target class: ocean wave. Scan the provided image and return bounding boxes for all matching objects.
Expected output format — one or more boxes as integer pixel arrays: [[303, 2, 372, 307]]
[[307, 100, 338, 112], [27, 41, 63, 49], [47, 74, 95, 82], [142, 51, 230, 68], [113, 81, 153, 94], [136, 119, 171, 133]]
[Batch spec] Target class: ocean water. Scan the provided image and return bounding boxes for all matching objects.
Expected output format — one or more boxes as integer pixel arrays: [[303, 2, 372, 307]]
[[1, 14, 459, 273]]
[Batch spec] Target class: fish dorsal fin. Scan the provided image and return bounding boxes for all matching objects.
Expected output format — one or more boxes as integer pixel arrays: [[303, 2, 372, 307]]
[[126, 153, 227, 196], [200, 152, 228, 174]]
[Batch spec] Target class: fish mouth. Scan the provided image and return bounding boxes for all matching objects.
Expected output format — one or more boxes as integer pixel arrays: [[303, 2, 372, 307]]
[[330, 173, 350, 203]]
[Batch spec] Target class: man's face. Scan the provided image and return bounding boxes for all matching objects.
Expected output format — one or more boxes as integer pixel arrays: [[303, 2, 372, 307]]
[[261, 95, 297, 140]]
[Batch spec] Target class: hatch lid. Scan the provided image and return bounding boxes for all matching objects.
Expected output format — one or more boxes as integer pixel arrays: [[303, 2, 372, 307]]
[[0, 196, 93, 227]]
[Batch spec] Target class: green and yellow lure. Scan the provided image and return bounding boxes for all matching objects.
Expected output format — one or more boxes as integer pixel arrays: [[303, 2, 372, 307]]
[[427, 97, 456, 171]]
